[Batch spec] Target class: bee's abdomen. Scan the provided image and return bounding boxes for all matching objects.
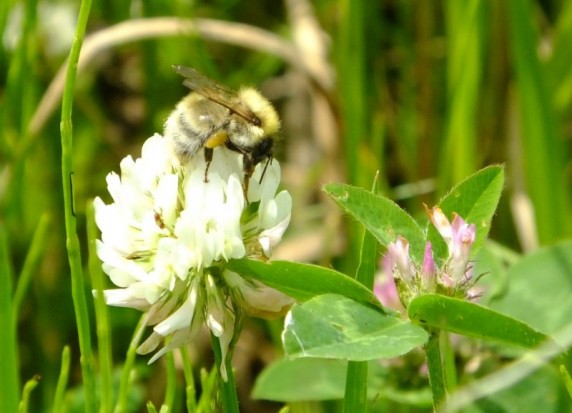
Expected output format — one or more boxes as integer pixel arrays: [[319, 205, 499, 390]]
[[163, 111, 206, 158], [164, 95, 227, 160]]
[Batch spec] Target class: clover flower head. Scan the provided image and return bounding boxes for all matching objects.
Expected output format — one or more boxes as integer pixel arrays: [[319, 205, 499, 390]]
[[373, 269, 404, 312], [420, 242, 436, 290], [428, 206, 476, 286], [379, 206, 478, 308], [383, 236, 414, 283], [94, 133, 294, 379]]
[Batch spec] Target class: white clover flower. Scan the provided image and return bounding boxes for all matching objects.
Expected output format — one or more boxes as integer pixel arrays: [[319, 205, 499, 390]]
[[94, 133, 293, 380]]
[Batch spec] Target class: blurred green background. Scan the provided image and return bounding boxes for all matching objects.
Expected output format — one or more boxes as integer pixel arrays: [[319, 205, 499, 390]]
[[1, 0, 572, 412]]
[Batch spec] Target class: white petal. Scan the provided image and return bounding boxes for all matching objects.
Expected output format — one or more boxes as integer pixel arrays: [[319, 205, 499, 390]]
[[146, 324, 200, 363], [224, 271, 293, 317], [102, 288, 150, 310], [260, 198, 278, 229], [127, 281, 164, 305], [155, 173, 179, 226], [105, 172, 124, 205], [154, 281, 199, 336], [205, 274, 226, 336], [146, 291, 183, 325], [137, 331, 164, 355], [96, 240, 149, 286], [225, 174, 245, 211], [93, 196, 108, 226], [248, 159, 280, 203], [258, 212, 291, 257]]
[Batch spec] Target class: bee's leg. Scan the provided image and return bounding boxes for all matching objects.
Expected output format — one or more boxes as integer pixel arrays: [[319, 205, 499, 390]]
[[242, 154, 255, 202], [203, 130, 228, 183], [203, 147, 214, 183]]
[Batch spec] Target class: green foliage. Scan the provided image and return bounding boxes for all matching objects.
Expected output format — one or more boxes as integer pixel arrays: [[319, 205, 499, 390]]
[[282, 294, 428, 360], [458, 365, 569, 413], [253, 358, 433, 407], [20, 376, 41, 413], [508, 0, 572, 243], [429, 165, 505, 262], [253, 358, 348, 402], [227, 259, 380, 305], [344, 224, 378, 413], [562, 365, 572, 400], [326, 166, 504, 266], [487, 240, 572, 335], [0, 225, 18, 413], [60, 2, 96, 411], [53, 347, 71, 413], [441, 0, 485, 189], [324, 183, 426, 262], [408, 294, 549, 349]]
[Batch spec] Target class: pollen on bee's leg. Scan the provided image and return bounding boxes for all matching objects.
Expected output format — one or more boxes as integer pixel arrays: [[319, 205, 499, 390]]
[[205, 130, 228, 149]]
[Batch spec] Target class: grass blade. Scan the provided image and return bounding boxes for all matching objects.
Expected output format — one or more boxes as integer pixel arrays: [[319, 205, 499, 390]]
[[20, 376, 41, 413], [60, 0, 96, 411], [440, 0, 484, 189], [115, 315, 147, 413], [508, 0, 572, 243], [12, 213, 51, 320], [0, 224, 19, 413], [52, 346, 71, 413], [87, 203, 113, 413]]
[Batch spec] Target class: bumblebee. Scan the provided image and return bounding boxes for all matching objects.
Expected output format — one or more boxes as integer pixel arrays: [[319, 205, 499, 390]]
[[164, 65, 280, 196]]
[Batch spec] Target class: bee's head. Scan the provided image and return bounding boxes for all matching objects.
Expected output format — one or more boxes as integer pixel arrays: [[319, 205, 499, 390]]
[[252, 137, 273, 166], [238, 87, 280, 137]]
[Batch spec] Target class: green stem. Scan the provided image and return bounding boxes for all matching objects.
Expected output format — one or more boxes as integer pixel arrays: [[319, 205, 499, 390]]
[[344, 362, 369, 412], [442, 332, 458, 393], [164, 350, 178, 410], [20, 376, 40, 413], [0, 225, 19, 413], [561, 365, 572, 399], [211, 334, 239, 413], [115, 315, 147, 413], [87, 204, 113, 413], [181, 348, 197, 412], [343, 229, 377, 412], [425, 330, 447, 411], [60, 0, 95, 412], [52, 346, 71, 413], [343, 179, 379, 413], [12, 213, 51, 320]]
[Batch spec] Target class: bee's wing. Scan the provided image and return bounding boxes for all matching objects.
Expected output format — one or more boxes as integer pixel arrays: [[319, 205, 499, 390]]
[[173, 65, 261, 127]]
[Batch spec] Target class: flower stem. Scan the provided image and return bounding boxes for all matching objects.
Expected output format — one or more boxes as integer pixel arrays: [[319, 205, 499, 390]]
[[87, 203, 113, 413], [343, 225, 378, 412], [344, 361, 369, 412], [115, 315, 147, 413], [181, 348, 198, 412], [211, 334, 239, 413], [425, 329, 448, 411], [52, 346, 71, 413], [60, 0, 96, 412], [0, 225, 19, 413]]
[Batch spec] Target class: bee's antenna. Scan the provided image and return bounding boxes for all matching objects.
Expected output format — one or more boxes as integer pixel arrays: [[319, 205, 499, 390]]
[[259, 157, 273, 184]]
